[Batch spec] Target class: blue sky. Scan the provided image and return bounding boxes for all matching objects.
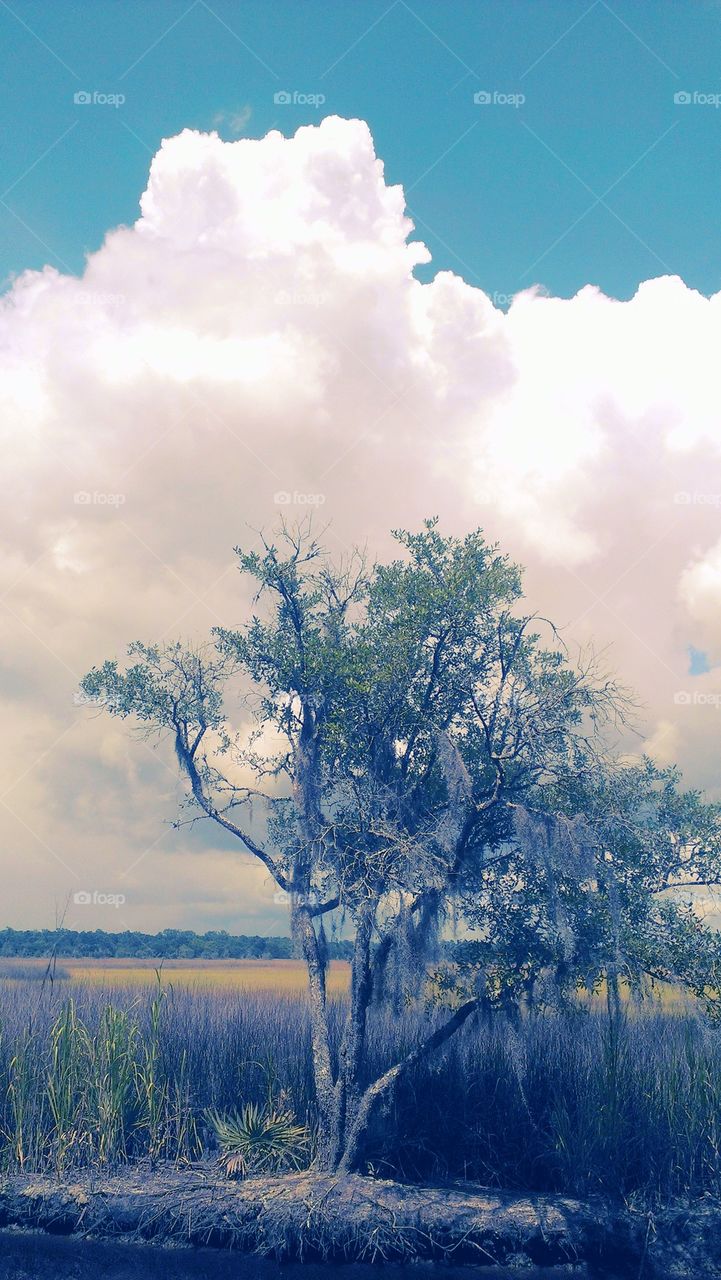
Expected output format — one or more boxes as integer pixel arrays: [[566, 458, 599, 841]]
[[2, 0, 721, 302]]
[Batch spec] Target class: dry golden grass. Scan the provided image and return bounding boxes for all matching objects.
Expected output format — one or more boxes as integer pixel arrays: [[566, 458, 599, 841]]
[[578, 975, 694, 1013], [0, 957, 692, 1010], [0, 957, 350, 994]]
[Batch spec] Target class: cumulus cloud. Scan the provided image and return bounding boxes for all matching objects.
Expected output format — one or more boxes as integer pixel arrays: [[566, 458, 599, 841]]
[[1, 115, 720, 931], [680, 537, 721, 644]]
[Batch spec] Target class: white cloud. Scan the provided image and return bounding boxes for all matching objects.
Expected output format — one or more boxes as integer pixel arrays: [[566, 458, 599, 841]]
[[680, 537, 721, 649], [643, 719, 681, 768], [1, 115, 720, 930]]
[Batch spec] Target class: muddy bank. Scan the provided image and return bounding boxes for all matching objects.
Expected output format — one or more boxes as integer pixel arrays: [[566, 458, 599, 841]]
[[0, 1169, 718, 1277]]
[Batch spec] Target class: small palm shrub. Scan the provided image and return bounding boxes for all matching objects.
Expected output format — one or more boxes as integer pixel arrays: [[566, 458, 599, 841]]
[[206, 1101, 310, 1178]]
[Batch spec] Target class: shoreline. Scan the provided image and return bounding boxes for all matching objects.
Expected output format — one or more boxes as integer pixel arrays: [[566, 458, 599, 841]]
[[0, 1168, 717, 1276]]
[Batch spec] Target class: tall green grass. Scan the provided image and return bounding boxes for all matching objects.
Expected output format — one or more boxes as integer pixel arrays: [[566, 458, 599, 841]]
[[0, 972, 719, 1202]]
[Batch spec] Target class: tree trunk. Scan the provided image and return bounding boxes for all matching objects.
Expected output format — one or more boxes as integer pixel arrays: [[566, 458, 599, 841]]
[[317, 901, 376, 1170], [291, 902, 339, 1168], [336, 997, 480, 1174], [290, 701, 345, 1167], [296, 880, 481, 1173], [606, 963, 622, 1026]]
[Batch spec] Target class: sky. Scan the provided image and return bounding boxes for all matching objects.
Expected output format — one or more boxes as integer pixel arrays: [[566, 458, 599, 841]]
[[1, 1, 721, 935], [3, 0, 721, 300]]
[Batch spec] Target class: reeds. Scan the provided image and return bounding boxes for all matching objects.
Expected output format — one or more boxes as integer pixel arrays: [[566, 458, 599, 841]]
[[0, 972, 719, 1202]]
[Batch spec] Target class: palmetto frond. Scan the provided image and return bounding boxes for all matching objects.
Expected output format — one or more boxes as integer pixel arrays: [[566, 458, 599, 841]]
[[205, 1102, 309, 1179]]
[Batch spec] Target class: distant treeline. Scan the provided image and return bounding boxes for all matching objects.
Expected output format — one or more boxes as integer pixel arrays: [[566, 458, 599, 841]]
[[0, 927, 354, 961]]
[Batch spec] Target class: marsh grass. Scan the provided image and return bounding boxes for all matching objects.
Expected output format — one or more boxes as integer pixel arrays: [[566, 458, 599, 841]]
[[0, 962, 70, 982], [0, 970, 719, 1202], [24, 958, 350, 993]]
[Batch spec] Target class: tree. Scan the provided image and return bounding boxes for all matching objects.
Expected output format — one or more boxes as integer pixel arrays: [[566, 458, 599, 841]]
[[81, 519, 721, 1171], [455, 760, 721, 1022]]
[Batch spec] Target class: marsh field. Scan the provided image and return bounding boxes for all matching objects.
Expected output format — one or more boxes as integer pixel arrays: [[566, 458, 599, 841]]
[[0, 956, 718, 1203], [4, 956, 352, 994]]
